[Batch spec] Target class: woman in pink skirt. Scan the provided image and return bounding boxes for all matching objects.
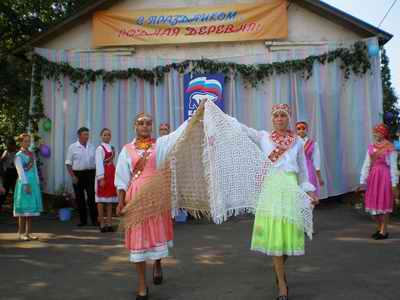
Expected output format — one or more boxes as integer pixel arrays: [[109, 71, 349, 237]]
[[360, 123, 398, 240], [115, 113, 187, 300]]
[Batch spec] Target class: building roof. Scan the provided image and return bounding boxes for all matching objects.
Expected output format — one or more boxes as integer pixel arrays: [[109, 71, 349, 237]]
[[293, 0, 393, 44], [18, 0, 393, 53]]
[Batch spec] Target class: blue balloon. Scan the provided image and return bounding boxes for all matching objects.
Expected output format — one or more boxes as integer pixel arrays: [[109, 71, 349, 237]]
[[368, 44, 380, 57], [384, 111, 394, 121]]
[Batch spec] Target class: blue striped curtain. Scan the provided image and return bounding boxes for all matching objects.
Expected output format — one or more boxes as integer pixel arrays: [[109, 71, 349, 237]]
[[34, 37, 382, 198]]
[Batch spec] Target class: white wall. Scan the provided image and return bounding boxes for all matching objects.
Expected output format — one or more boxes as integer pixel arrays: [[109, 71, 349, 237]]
[[40, 1, 363, 58]]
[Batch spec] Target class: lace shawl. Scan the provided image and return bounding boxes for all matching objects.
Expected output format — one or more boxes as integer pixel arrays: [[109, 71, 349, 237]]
[[122, 101, 313, 238]]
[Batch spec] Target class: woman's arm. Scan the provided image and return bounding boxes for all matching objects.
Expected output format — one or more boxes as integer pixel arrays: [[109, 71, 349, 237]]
[[14, 156, 28, 184], [114, 147, 132, 215], [156, 120, 189, 169], [114, 147, 132, 192], [360, 151, 371, 185], [389, 151, 399, 187], [312, 142, 324, 186], [95, 146, 105, 181]]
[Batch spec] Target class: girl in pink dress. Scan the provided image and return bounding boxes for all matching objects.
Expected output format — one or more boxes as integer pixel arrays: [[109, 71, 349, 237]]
[[115, 113, 187, 300], [360, 123, 398, 240], [296, 121, 324, 197]]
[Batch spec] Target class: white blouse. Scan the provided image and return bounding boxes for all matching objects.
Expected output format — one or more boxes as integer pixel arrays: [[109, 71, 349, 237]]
[[360, 150, 398, 187], [65, 141, 96, 171], [14, 154, 39, 185], [300, 136, 321, 171], [14, 156, 28, 184], [95, 143, 117, 180], [240, 124, 315, 192], [115, 120, 188, 191]]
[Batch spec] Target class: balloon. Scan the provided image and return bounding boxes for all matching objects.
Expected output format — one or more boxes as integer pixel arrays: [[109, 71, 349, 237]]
[[42, 118, 52, 132], [384, 111, 394, 122], [39, 144, 51, 158], [368, 44, 379, 57]]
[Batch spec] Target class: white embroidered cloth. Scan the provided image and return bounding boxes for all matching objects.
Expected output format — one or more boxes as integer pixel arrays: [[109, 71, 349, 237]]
[[124, 100, 314, 237]]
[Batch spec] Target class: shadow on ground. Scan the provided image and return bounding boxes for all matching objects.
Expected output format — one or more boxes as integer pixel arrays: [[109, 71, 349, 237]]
[[1, 200, 399, 300]]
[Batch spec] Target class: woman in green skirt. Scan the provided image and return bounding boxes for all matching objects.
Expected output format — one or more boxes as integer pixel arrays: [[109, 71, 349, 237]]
[[13, 133, 43, 241], [238, 104, 319, 300]]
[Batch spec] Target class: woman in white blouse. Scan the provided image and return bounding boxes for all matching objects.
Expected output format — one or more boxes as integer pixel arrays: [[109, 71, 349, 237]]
[[296, 121, 324, 197], [235, 104, 318, 300], [359, 123, 398, 240], [115, 113, 187, 300], [13, 133, 43, 240], [95, 128, 118, 232]]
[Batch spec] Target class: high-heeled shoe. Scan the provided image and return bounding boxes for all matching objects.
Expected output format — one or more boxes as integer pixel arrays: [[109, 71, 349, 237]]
[[275, 274, 289, 300], [371, 231, 380, 239], [136, 287, 149, 300], [374, 232, 389, 240], [285, 276, 289, 298], [153, 264, 163, 285]]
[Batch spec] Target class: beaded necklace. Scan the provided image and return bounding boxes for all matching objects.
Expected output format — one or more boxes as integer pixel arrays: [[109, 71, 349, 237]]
[[268, 130, 296, 163]]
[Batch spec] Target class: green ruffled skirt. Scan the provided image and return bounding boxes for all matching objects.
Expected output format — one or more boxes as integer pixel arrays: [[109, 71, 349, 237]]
[[251, 172, 305, 256]]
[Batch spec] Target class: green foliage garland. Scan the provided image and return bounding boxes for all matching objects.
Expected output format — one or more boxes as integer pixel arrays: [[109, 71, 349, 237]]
[[30, 41, 371, 122]]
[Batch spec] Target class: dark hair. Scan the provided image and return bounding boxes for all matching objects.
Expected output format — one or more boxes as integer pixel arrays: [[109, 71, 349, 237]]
[[6, 138, 16, 146], [100, 128, 111, 135], [77, 127, 90, 136]]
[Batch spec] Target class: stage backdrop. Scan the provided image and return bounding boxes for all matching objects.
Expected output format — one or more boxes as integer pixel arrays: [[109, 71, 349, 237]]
[[33, 37, 382, 199]]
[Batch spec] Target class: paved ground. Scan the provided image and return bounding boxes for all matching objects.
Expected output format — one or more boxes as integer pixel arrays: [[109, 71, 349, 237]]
[[1, 197, 400, 300]]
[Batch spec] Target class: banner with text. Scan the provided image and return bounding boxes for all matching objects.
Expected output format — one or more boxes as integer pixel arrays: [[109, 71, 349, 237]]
[[92, 1, 288, 47]]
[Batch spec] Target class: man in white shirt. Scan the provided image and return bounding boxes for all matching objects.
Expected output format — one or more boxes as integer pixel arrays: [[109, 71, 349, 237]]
[[65, 127, 98, 227]]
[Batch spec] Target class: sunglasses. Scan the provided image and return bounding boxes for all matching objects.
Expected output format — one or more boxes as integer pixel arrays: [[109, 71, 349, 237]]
[[136, 120, 152, 126]]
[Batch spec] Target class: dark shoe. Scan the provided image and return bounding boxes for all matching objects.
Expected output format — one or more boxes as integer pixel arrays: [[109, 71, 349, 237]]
[[100, 227, 107, 233], [276, 296, 289, 300], [153, 264, 163, 285], [77, 223, 87, 227], [371, 231, 380, 239], [106, 226, 115, 232], [275, 274, 288, 298], [374, 233, 389, 240], [92, 221, 100, 227], [136, 287, 149, 300]]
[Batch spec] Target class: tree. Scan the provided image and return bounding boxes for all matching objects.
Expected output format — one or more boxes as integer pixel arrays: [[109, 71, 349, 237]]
[[0, 0, 90, 148], [381, 48, 399, 136]]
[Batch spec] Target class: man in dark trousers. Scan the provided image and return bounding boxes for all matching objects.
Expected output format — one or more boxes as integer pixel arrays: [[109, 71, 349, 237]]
[[65, 127, 98, 227]]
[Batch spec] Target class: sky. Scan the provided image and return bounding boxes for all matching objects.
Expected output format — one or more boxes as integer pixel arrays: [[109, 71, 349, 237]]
[[322, 0, 400, 96]]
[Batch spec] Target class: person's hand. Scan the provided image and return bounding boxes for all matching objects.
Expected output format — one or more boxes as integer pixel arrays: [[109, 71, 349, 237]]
[[24, 184, 31, 194], [0, 186, 5, 195], [72, 175, 79, 185], [392, 187, 398, 199], [395, 197, 400, 208], [197, 99, 206, 110], [307, 192, 319, 206], [99, 178, 106, 187], [116, 201, 125, 216]]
